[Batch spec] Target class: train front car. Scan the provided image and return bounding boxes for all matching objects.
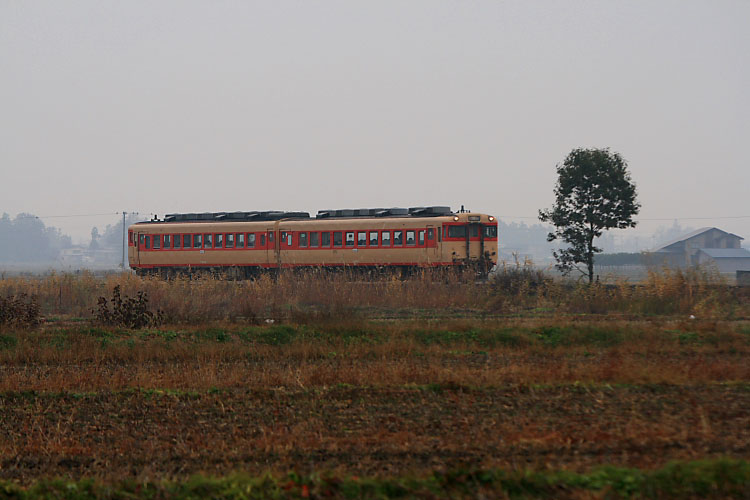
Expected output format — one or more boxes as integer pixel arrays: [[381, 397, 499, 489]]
[[441, 212, 498, 275]]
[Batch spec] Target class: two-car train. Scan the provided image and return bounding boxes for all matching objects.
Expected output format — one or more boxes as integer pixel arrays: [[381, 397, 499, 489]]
[[127, 206, 498, 277]]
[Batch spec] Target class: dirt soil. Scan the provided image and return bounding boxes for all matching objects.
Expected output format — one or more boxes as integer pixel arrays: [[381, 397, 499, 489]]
[[2, 384, 749, 483]]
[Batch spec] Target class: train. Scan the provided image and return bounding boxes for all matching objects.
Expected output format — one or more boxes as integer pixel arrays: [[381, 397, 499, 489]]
[[127, 206, 498, 278]]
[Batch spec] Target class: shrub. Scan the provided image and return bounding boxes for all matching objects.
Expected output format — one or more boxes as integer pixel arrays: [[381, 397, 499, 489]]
[[94, 285, 164, 328], [0, 293, 41, 328]]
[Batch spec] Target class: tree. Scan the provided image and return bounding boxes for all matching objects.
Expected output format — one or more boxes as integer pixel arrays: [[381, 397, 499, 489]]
[[0, 213, 71, 263], [89, 227, 100, 250], [539, 148, 640, 283]]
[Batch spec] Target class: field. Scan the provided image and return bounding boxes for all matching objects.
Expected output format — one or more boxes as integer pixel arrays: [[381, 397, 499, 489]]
[[1, 268, 749, 498]]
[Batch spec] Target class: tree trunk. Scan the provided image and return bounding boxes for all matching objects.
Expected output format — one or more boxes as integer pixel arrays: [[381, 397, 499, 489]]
[[587, 227, 595, 285]]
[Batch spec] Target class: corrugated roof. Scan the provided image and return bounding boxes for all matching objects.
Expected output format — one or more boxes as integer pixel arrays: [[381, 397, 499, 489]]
[[697, 248, 750, 259], [651, 227, 744, 253]]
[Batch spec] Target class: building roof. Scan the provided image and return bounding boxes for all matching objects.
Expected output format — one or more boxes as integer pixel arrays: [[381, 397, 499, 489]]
[[652, 227, 744, 253], [697, 248, 750, 259]]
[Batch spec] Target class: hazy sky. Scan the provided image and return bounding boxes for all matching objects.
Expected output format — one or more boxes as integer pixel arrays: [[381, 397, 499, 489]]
[[2, 0, 749, 245]]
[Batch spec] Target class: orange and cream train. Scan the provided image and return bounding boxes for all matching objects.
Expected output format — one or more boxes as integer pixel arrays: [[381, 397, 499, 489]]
[[127, 206, 498, 277]]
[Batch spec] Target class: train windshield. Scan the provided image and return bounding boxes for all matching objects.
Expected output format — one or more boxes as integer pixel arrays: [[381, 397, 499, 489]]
[[447, 225, 466, 238]]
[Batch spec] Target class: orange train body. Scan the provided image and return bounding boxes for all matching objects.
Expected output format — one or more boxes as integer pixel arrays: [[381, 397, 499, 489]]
[[127, 208, 498, 277]]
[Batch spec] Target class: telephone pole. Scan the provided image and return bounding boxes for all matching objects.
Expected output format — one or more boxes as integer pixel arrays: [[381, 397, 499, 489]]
[[121, 211, 127, 269]]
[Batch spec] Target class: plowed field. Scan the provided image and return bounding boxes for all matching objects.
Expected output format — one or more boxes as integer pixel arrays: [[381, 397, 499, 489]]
[[1, 319, 749, 497], [2, 384, 749, 483]]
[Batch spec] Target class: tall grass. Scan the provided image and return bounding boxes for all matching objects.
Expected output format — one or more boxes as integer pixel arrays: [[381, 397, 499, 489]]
[[0, 266, 746, 325]]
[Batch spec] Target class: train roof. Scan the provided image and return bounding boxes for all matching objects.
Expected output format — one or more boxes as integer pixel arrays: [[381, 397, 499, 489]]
[[135, 206, 456, 224]]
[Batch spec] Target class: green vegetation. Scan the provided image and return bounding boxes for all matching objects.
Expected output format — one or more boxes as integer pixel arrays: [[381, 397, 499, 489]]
[[1, 459, 747, 499]]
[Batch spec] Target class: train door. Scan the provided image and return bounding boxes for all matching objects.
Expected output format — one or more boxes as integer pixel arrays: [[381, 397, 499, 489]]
[[136, 232, 152, 268], [280, 228, 294, 267], [133, 232, 141, 267], [265, 228, 276, 268], [467, 223, 483, 261], [426, 225, 438, 264]]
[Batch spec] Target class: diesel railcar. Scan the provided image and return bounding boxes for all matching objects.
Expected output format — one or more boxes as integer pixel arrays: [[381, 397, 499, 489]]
[[127, 206, 498, 277]]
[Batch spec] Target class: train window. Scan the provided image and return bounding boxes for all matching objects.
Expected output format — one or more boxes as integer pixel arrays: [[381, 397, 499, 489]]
[[204, 234, 213, 248], [438, 228, 441, 242], [322, 232, 331, 247], [260, 234, 266, 246], [406, 231, 416, 246], [470, 225, 480, 238], [427, 228, 434, 240], [484, 226, 497, 238], [164, 235, 171, 248], [247, 233, 255, 248], [333, 232, 342, 247], [310, 232, 319, 247], [183, 234, 191, 248], [447, 225, 466, 238], [345, 232, 355, 247], [394, 231, 403, 246], [357, 232, 366, 246], [418, 230, 425, 246], [145, 235, 151, 249], [237, 233, 244, 248], [286, 233, 292, 246], [215, 234, 223, 248], [369, 231, 378, 246], [381, 231, 391, 246], [299, 232, 308, 248], [194, 234, 202, 248], [226, 233, 234, 248], [174, 234, 181, 249], [153, 235, 161, 249]]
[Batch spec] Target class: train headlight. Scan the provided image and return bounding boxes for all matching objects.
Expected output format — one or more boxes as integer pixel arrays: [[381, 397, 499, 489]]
[[453, 216, 459, 221], [488, 216, 495, 221]]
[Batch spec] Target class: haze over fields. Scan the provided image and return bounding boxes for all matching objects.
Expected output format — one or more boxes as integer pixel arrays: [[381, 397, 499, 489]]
[[1, 1, 749, 245]]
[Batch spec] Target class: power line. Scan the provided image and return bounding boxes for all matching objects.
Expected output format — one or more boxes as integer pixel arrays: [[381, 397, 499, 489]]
[[636, 215, 750, 221], [496, 215, 750, 222], [17, 212, 120, 219], [16, 212, 149, 220], [11, 211, 750, 223]]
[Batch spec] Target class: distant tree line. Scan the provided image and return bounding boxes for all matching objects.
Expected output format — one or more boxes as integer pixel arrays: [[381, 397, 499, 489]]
[[90, 213, 142, 251], [0, 213, 72, 263]]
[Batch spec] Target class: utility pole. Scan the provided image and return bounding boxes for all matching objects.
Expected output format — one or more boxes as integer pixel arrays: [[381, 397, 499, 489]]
[[121, 211, 126, 269]]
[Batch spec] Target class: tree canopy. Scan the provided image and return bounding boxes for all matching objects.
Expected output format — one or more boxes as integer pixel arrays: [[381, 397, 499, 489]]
[[0, 213, 72, 263], [539, 148, 640, 283]]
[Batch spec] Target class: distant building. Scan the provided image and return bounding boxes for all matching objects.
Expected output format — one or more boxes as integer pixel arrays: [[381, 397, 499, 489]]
[[648, 227, 750, 274], [696, 248, 750, 273]]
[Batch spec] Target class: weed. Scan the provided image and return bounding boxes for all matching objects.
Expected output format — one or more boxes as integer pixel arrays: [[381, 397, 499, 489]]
[[0, 293, 40, 328], [94, 285, 164, 329], [251, 324, 300, 345], [0, 334, 17, 349], [1, 460, 747, 499]]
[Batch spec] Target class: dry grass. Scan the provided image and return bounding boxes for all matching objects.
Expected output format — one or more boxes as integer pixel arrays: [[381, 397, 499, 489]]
[[0, 266, 747, 324], [1, 319, 749, 392]]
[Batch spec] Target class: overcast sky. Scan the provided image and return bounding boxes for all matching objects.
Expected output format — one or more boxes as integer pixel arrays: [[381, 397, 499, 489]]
[[2, 0, 748, 245]]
